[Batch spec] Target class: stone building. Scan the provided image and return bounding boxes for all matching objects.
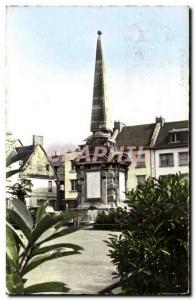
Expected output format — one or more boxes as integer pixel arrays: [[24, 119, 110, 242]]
[[115, 118, 189, 189], [6, 134, 57, 208], [150, 119, 189, 179]]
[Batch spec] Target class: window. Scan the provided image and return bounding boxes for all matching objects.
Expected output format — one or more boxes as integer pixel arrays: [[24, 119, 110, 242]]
[[178, 152, 189, 166], [136, 154, 146, 168], [58, 166, 65, 176], [169, 133, 176, 143], [70, 180, 77, 191], [60, 183, 64, 191], [159, 153, 174, 167], [169, 130, 188, 143], [46, 164, 50, 171], [177, 132, 188, 142], [71, 161, 76, 171], [48, 181, 52, 192], [137, 175, 146, 185]]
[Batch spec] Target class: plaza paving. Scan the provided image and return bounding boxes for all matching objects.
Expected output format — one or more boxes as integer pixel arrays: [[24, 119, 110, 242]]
[[25, 229, 120, 295]]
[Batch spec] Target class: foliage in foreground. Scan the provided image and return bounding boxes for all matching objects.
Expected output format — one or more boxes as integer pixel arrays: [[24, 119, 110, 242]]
[[6, 199, 83, 294], [106, 174, 189, 295]]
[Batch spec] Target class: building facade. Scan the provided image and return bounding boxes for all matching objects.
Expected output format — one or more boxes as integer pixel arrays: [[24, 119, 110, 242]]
[[6, 134, 57, 208], [115, 118, 189, 189], [64, 151, 78, 209], [150, 120, 189, 179]]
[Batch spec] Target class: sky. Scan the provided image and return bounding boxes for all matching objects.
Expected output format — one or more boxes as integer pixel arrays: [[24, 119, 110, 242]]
[[6, 6, 189, 155]]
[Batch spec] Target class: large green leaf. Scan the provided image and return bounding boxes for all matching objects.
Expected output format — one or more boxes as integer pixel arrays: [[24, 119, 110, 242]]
[[54, 211, 79, 229], [6, 273, 24, 294], [6, 255, 17, 274], [35, 226, 82, 246], [23, 282, 70, 294], [29, 213, 65, 246], [6, 222, 26, 250], [21, 250, 81, 276], [6, 225, 19, 267], [33, 227, 56, 244], [7, 209, 31, 239], [35, 202, 48, 225], [30, 243, 83, 257], [9, 198, 33, 230]]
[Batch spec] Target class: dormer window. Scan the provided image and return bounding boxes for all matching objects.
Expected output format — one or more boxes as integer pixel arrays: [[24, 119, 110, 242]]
[[170, 133, 176, 143], [177, 131, 188, 142], [169, 128, 188, 143]]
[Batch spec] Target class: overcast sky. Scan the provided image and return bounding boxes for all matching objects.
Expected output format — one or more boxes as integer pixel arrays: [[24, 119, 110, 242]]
[[6, 6, 189, 155]]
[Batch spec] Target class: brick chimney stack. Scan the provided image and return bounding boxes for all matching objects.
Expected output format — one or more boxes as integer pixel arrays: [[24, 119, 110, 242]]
[[155, 116, 165, 127], [33, 135, 43, 147]]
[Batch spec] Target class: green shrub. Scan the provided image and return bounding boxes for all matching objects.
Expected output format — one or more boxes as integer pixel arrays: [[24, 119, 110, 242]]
[[106, 174, 189, 295], [94, 208, 130, 230]]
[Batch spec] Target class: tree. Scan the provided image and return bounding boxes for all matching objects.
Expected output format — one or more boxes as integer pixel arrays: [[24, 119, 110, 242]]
[[106, 173, 189, 295], [6, 199, 83, 294], [8, 179, 33, 204]]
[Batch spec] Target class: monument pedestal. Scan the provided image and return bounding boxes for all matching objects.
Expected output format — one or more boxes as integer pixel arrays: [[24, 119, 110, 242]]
[[76, 154, 129, 213]]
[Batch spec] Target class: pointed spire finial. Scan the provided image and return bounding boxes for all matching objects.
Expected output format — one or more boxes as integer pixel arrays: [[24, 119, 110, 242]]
[[90, 31, 111, 134]]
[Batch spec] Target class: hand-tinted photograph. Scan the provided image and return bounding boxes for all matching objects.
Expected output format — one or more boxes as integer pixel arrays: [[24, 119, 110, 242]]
[[6, 6, 190, 295]]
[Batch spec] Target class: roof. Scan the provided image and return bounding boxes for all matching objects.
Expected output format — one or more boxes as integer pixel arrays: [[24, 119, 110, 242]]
[[116, 123, 155, 148], [115, 120, 189, 149], [169, 127, 188, 133], [49, 155, 65, 167], [7, 145, 34, 167], [6, 144, 56, 179], [153, 120, 189, 149], [6, 169, 20, 178]]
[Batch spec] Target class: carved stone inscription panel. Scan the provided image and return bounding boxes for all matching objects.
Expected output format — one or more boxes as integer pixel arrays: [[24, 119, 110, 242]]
[[86, 171, 101, 199]]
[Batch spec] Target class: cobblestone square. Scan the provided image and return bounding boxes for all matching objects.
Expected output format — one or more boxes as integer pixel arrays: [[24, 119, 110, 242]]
[[25, 229, 119, 295]]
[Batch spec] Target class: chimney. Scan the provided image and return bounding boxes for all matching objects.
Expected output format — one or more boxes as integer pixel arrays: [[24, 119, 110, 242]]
[[114, 121, 126, 132], [155, 116, 165, 127], [6, 132, 13, 141], [33, 135, 43, 147], [150, 117, 165, 147]]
